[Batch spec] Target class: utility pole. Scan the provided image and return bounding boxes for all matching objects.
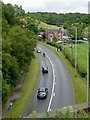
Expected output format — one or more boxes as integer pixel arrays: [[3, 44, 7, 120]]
[[61, 26, 64, 53], [87, 1, 90, 105], [87, 36, 89, 103], [68, 27, 77, 77], [10, 102, 12, 119], [71, 39, 74, 62], [46, 27, 47, 41], [75, 28, 77, 77]]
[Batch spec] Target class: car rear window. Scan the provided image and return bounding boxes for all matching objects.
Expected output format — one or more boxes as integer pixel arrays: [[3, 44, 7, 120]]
[[40, 88, 45, 91]]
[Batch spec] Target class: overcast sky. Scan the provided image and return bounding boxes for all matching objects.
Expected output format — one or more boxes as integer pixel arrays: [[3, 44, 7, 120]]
[[2, 0, 89, 14]]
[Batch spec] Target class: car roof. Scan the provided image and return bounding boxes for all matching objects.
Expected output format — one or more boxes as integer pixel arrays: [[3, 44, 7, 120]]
[[42, 66, 48, 68], [39, 87, 45, 91]]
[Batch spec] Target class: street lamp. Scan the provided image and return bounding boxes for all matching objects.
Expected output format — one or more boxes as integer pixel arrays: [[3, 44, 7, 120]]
[[59, 25, 64, 53], [68, 27, 77, 77], [87, 1, 90, 105], [75, 28, 77, 77], [10, 102, 12, 119], [87, 37, 89, 103]]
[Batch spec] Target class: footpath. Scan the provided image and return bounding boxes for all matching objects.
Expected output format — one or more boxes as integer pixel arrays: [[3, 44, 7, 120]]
[[2, 71, 27, 118]]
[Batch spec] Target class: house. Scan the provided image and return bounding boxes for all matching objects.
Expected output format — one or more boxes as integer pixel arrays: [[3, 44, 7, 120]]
[[37, 32, 45, 40], [45, 28, 63, 41]]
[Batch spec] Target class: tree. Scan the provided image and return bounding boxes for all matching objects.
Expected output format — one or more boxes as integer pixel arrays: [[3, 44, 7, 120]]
[[2, 18, 10, 40], [14, 4, 25, 17], [8, 26, 36, 69], [2, 3, 16, 26], [2, 53, 19, 86], [63, 23, 68, 29], [27, 22, 38, 34], [53, 35, 57, 42], [2, 79, 10, 104]]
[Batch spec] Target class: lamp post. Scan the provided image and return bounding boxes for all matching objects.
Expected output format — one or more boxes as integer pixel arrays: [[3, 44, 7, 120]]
[[59, 25, 64, 53], [87, 37, 89, 103], [87, 1, 90, 105], [75, 28, 77, 77], [61, 26, 64, 53], [68, 27, 77, 77], [10, 102, 12, 119]]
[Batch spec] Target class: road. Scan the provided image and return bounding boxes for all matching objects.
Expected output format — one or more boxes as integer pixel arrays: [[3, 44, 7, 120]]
[[22, 44, 74, 117]]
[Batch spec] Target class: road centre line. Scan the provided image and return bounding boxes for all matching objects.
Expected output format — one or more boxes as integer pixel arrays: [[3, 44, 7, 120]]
[[37, 46, 56, 112]]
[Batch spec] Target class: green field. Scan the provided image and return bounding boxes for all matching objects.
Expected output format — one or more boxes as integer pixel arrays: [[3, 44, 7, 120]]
[[5, 53, 40, 118], [65, 42, 87, 74]]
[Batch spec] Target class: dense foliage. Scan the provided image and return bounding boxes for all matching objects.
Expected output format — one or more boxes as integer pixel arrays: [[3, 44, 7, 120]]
[[29, 12, 88, 27], [2, 2, 38, 104]]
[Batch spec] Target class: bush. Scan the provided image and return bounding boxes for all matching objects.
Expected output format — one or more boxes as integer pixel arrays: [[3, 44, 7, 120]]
[[47, 41, 62, 50], [77, 61, 87, 77]]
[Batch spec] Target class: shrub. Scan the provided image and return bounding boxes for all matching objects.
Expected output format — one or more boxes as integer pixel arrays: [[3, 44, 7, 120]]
[[47, 41, 62, 50], [77, 61, 87, 77]]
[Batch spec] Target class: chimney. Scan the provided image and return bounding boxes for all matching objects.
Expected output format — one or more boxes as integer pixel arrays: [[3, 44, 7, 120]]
[[46, 28, 48, 40], [59, 27, 61, 32]]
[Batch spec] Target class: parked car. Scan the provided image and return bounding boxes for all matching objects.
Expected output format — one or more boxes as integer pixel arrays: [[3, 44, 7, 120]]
[[42, 66, 48, 73], [37, 87, 48, 99]]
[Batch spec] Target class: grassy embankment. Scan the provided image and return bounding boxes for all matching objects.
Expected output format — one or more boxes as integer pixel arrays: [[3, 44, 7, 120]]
[[40, 42, 87, 104], [38, 21, 59, 29], [5, 53, 40, 118]]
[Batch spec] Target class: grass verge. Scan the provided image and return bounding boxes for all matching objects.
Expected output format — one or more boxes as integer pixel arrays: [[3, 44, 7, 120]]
[[5, 53, 40, 118], [40, 42, 87, 104]]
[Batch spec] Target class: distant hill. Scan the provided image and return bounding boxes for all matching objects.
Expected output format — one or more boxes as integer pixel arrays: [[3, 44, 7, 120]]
[[27, 12, 88, 27]]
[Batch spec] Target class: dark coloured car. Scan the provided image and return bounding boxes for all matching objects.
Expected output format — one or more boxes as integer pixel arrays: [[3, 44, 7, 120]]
[[42, 66, 48, 73], [43, 52, 45, 57], [37, 87, 48, 99]]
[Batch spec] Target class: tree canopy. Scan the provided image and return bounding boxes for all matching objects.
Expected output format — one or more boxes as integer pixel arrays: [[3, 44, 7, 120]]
[[2, 2, 38, 104]]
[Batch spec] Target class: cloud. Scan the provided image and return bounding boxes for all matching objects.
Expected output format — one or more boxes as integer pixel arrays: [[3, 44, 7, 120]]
[[3, 0, 88, 13]]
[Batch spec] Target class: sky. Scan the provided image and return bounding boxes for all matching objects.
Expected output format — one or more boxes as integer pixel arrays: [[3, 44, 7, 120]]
[[2, 0, 89, 14]]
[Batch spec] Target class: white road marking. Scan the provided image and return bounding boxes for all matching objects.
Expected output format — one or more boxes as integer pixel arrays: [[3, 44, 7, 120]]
[[37, 46, 56, 112], [53, 92, 55, 97]]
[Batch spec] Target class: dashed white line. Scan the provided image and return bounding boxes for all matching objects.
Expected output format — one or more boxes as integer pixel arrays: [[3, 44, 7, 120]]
[[37, 46, 56, 112]]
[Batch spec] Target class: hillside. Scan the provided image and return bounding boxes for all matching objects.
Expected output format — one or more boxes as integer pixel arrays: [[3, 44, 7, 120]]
[[38, 21, 59, 30], [28, 12, 88, 27], [21, 16, 60, 30]]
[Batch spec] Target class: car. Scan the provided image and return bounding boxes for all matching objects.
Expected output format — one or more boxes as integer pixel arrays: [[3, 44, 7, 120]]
[[37, 50, 41, 53], [37, 87, 48, 99], [43, 52, 45, 57], [42, 66, 48, 73]]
